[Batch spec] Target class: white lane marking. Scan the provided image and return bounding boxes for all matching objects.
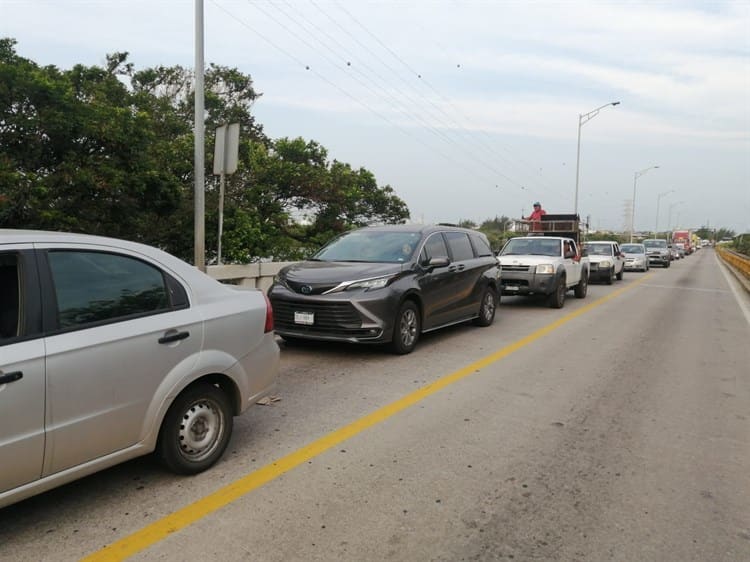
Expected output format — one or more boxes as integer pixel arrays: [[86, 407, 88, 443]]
[[716, 253, 750, 327], [640, 283, 731, 294]]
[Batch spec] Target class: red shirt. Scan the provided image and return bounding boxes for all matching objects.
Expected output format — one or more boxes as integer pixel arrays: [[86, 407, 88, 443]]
[[527, 208, 546, 221]]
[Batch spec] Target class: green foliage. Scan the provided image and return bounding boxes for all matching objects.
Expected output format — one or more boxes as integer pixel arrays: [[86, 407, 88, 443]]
[[476, 215, 513, 252], [587, 231, 627, 243], [732, 234, 750, 256], [0, 39, 409, 262]]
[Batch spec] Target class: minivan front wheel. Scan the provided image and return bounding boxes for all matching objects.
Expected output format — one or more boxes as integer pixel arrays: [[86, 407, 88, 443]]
[[473, 287, 497, 327], [390, 300, 420, 354], [157, 383, 233, 474]]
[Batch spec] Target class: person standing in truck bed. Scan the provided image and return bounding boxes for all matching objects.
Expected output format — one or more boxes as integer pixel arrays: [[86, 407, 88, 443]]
[[525, 201, 547, 232]]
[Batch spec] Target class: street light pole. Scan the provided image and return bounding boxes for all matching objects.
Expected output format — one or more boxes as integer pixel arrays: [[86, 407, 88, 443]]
[[574, 101, 620, 216], [194, 0, 206, 271], [655, 189, 675, 238], [630, 165, 660, 242], [667, 200, 684, 233]]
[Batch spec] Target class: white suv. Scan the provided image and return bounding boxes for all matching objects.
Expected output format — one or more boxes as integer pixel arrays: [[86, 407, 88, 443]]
[[584, 241, 625, 284]]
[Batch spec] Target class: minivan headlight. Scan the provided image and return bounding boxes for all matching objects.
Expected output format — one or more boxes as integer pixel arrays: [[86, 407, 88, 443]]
[[599, 260, 611, 268], [324, 274, 397, 294], [535, 264, 555, 274], [347, 276, 392, 291]]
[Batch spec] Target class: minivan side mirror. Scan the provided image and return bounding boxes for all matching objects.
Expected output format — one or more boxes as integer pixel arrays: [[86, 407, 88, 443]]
[[427, 257, 450, 270]]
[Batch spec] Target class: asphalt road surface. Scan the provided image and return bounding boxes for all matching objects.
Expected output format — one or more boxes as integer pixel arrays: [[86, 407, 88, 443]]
[[1, 249, 748, 562]]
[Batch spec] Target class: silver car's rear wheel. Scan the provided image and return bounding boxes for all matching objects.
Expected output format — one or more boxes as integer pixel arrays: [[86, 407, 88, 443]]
[[157, 384, 233, 474]]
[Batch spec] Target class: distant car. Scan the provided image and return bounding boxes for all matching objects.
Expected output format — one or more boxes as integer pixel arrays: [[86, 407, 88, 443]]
[[642, 239, 671, 268], [669, 245, 680, 260], [674, 243, 686, 258], [1, 230, 279, 509], [584, 241, 625, 284], [620, 243, 649, 272], [268, 225, 501, 354]]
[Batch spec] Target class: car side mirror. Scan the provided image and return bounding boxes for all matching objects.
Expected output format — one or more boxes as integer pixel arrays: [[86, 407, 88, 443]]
[[427, 257, 450, 270]]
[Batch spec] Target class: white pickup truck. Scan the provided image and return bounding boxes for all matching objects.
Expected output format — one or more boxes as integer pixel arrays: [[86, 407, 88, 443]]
[[497, 235, 590, 308]]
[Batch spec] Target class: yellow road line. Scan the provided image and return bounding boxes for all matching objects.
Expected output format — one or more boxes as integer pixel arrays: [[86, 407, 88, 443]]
[[81, 274, 651, 561]]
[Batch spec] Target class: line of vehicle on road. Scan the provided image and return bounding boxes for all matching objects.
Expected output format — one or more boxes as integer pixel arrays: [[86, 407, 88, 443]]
[[0, 224, 697, 510]]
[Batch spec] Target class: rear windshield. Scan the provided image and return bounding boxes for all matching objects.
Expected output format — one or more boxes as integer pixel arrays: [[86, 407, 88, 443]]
[[314, 230, 422, 263]]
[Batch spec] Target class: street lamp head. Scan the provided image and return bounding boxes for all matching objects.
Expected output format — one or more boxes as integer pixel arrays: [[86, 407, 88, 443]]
[[611, 101, 621, 106]]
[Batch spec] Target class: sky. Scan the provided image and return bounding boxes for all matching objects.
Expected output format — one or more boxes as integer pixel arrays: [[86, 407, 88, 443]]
[[2, 0, 749, 233]]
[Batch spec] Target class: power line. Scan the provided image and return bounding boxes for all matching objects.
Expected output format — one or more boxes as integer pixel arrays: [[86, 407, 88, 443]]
[[333, 0, 565, 201], [211, 0, 511, 190], [260, 0, 534, 191]]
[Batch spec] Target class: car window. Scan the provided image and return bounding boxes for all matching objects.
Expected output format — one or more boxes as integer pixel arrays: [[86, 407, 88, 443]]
[[469, 233, 493, 257], [48, 251, 170, 329], [422, 233, 449, 262], [444, 232, 474, 261], [0, 253, 21, 341]]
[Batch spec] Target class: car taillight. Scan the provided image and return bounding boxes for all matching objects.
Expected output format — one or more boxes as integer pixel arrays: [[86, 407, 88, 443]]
[[263, 293, 274, 333]]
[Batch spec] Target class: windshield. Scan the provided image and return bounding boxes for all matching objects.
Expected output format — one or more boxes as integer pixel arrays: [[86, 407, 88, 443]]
[[643, 240, 667, 248], [500, 238, 560, 257], [313, 230, 421, 263], [620, 244, 644, 254], [585, 244, 613, 256]]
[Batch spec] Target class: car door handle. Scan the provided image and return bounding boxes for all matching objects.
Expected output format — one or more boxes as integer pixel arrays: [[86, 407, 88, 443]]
[[158, 330, 190, 344], [0, 371, 23, 384], [449, 264, 465, 272]]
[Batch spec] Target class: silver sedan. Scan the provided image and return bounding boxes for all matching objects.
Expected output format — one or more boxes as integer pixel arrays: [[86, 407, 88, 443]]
[[0, 230, 279, 508], [620, 243, 650, 272]]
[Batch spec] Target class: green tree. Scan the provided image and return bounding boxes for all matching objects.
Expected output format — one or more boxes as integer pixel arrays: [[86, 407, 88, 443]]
[[0, 40, 183, 243], [0, 39, 410, 262]]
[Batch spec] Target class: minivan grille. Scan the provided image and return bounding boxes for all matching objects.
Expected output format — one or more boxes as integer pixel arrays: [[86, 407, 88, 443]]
[[271, 298, 362, 330]]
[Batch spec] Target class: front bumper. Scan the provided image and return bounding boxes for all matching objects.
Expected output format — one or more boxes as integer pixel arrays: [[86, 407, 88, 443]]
[[588, 263, 612, 280], [624, 260, 647, 270], [269, 285, 400, 343], [647, 253, 670, 265], [500, 269, 556, 296]]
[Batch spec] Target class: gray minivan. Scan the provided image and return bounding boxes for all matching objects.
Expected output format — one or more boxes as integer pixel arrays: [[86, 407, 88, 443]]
[[269, 225, 501, 354]]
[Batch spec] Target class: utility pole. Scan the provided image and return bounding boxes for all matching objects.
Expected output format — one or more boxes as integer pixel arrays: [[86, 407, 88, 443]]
[[194, 0, 206, 271]]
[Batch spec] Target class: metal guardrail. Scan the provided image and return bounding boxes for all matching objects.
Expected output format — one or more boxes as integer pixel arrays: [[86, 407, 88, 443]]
[[717, 246, 750, 281]]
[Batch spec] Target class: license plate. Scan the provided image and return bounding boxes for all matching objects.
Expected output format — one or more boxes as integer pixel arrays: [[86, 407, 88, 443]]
[[505, 285, 519, 291], [294, 311, 315, 325]]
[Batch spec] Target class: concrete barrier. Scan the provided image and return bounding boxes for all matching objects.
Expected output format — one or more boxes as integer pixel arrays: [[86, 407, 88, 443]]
[[207, 262, 297, 292], [717, 247, 750, 293]]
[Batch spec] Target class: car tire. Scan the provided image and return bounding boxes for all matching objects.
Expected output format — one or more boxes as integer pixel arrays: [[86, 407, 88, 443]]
[[605, 267, 614, 285], [473, 287, 497, 327], [548, 275, 566, 309], [157, 383, 233, 475], [390, 300, 420, 354], [574, 271, 588, 298], [616, 267, 623, 281]]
